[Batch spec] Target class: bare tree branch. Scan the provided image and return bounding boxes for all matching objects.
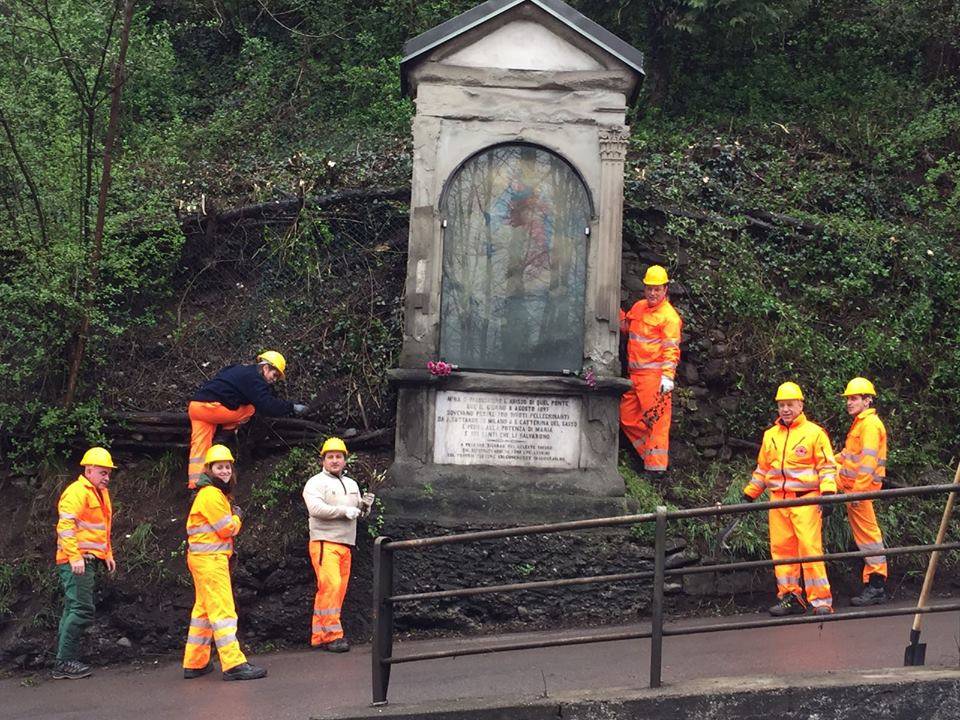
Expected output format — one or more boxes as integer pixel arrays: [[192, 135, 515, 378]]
[[0, 106, 48, 245]]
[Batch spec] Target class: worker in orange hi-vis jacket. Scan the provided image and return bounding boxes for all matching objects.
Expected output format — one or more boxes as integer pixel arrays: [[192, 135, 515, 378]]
[[182, 444, 266, 681], [838, 377, 889, 606], [619, 265, 682, 472], [52, 447, 117, 680], [743, 382, 838, 617]]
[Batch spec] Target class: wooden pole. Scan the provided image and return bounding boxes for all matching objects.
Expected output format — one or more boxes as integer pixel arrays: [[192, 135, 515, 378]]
[[910, 459, 960, 633]]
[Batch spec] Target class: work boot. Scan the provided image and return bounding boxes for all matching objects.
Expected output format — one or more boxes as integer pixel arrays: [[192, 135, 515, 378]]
[[810, 605, 833, 616], [768, 593, 806, 617], [52, 659, 92, 680], [183, 661, 215, 679], [850, 575, 887, 606], [314, 638, 350, 653], [222, 662, 267, 681]]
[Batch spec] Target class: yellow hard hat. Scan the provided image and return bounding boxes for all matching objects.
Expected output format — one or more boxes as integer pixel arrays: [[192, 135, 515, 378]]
[[79, 446, 116, 469], [642, 265, 669, 285], [204, 444, 235, 465], [843, 377, 876, 396], [320, 437, 348, 456], [775, 381, 804, 401], [257, 350, 286, 378]]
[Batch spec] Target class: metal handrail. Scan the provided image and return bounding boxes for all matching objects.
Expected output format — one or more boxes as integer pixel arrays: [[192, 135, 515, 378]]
[[370, 483, 960, 705], [385, 541, 960, 604], [382, 483, 957, 550]]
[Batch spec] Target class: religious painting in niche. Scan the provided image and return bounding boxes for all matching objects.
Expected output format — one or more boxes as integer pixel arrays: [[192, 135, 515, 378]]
[[440, 144, 590, 372]]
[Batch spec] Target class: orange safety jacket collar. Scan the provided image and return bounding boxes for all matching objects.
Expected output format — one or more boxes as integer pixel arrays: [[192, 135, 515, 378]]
[[745, 413, 838, 499], [56, 475, 113, 564]]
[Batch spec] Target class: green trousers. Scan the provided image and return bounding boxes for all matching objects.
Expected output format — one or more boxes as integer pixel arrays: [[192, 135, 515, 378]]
[[56, 561, 97, 661]]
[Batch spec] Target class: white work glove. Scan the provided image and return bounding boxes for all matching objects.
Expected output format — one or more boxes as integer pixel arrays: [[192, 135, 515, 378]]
[[659, 376, 675, 394], [292, 403, 308, 415], [342, 506, 361, 520]]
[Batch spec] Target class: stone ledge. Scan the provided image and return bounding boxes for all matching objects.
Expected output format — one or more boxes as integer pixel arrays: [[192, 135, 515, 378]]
[[387, 368, 632, 397], [379, 484, 641, 528]]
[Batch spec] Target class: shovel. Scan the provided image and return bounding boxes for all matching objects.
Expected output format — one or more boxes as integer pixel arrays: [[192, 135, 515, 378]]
[[904, 459, 960, 666]]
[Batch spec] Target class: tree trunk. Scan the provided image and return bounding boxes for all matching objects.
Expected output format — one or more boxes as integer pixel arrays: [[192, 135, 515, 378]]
[[63, 0, 136, 408]]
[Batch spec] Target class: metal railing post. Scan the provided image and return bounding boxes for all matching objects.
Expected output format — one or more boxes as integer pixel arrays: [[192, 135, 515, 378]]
[[371, 536, 394, 706], [649, 505, 667, 689]]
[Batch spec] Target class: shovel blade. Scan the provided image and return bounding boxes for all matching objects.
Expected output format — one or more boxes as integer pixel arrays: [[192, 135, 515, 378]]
[[904, 642, 927, 666]]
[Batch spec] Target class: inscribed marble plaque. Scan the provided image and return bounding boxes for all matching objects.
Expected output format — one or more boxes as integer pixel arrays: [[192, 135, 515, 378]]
[[434, 391, 581, 467]]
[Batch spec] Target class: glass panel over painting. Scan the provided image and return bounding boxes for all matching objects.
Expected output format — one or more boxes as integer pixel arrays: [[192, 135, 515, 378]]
[[440, 145, 589, 372]]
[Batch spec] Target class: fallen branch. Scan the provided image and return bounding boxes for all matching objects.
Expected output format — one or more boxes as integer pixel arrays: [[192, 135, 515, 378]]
[[102, 410, 391, 451], [727, 437, 761, 452], [633, 203, 824, 237], [184, 186, 411, 232]]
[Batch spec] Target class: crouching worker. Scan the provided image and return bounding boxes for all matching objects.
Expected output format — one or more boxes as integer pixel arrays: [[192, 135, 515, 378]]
[[186, 350, 308, 489], [743, 382, 838, 617], [53, 447, 117, 680], [303, 437, 375, 652], [182, 444, 266, 681]]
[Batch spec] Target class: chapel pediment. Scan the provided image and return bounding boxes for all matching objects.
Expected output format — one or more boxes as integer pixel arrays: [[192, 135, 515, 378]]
[[401, 0, 644, 99]]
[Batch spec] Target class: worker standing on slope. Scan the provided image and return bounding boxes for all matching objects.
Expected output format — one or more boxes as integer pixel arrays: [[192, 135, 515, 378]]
[[52, 447, 118, 680], [186, 350, 307, 488], [742, 382, 838, 616], [838, 377, 889, 606], [619, 265, 682, 473], [303, 437, 374, 652], [182, 444, 266, 681]]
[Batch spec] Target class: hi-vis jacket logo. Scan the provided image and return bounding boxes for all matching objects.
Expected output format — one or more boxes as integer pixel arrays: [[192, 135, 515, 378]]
[[794, 445, 808, 457]]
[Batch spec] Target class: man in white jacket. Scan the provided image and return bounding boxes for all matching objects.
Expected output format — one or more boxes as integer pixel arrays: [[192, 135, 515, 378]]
[[302, 437, 373, 651]]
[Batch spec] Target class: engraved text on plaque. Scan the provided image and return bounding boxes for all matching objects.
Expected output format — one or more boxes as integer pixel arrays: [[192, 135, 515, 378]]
[[434, 391, 581, 467]]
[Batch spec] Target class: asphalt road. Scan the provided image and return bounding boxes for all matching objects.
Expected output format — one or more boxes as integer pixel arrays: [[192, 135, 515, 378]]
[[4, 602, 960, 720]]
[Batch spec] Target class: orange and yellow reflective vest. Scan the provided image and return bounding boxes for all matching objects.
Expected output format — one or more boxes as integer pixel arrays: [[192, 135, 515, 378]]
[[745, 413, 838, 499], [186, 485, 241, 555], [619, 299, 682, 379], [56, 476, 114, 564], [838, 408, 887, 492]]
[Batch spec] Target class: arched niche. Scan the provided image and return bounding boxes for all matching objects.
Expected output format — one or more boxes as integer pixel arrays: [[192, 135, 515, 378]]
[[438, 143, 591, 373]]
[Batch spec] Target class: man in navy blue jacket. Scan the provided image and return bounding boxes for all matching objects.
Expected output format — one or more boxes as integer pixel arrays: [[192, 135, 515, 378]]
[[186, 351, 306, 487]]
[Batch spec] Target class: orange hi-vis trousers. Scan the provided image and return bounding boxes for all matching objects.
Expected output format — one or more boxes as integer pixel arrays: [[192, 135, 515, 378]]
[[841, 480, 887, 582], [620, 372, 671, 472], [768, 495, 833, 611], [309, 541, 351, 646], [183, 553, 246, 672], [187, 401, 255, 488]]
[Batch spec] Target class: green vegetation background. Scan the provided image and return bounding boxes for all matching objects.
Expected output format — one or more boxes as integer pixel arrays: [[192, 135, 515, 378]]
[[1, 0, 959, 629]]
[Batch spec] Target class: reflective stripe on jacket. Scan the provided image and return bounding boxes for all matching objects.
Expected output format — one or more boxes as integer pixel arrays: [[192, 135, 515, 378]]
[[619, 299, 682, 379], [56, 476, 113, 564], [744, 413, 838, 499], [838, 408, 887, 492], [186, 486, 241, 556]]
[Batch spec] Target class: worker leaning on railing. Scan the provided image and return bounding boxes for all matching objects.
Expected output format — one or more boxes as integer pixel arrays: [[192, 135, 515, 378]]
[[740, 382, 838, 617]]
